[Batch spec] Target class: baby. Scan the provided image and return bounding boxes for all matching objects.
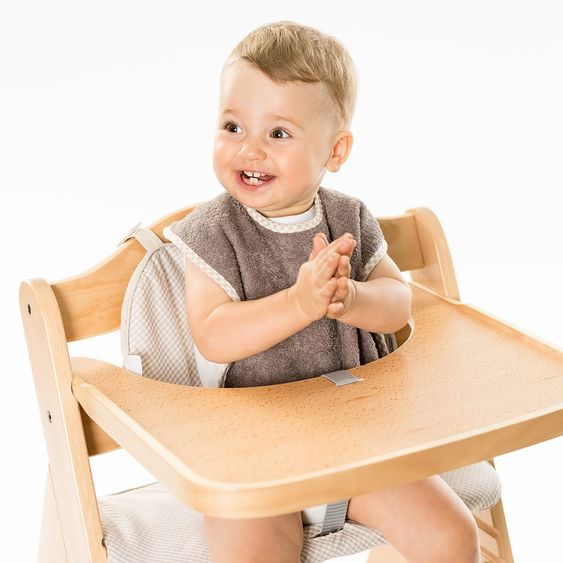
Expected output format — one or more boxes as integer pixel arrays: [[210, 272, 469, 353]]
[[166, 20, 480, 563]]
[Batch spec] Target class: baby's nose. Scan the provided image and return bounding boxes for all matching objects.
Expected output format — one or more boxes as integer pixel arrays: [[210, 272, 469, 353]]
[[239, 137, 267, 160]]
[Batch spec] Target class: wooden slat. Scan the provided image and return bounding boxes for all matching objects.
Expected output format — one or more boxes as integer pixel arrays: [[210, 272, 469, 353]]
[[480, 545, 504, 563], [475, 513, 501, 559], [379, 214, 424, 272], [19, 279, 106, 561], [51, 205, 423, 342], [80, 406, 119, 456], [51, 204, 199, 342], [407, 207, 460, 299], [38, 465, 69, 563], [475, 515, 499, 539], [489, 494, 515, 562]]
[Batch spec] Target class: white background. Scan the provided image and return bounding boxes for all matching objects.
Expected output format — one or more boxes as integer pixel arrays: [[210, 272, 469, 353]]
[[1, 1, 562, 561]]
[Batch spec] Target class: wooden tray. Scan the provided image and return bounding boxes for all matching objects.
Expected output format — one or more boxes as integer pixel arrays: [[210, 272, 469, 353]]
[[72, 282, 563, 518]]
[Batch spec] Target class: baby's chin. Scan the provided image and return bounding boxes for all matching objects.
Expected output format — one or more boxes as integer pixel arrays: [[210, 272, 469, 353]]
[[222, 186, 285, 217]]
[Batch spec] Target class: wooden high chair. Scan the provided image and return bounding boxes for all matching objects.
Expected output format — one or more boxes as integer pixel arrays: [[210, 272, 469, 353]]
[[20, 204, 563, 562]]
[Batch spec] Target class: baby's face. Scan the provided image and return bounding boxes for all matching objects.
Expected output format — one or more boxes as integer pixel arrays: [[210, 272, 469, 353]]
[[213, 60, 342, 217]]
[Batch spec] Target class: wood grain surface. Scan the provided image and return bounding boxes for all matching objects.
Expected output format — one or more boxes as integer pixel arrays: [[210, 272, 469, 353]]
[[71, 282, 563, 518]]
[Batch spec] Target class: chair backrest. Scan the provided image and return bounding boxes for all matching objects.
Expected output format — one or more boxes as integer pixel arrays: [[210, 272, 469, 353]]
[[50, 204, 459, 344], [19, 202, 459, 562]]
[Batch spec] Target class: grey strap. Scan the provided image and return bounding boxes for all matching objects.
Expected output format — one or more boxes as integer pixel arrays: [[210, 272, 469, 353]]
[[132, 228, 163, 252], [118, 223, 163, 252], [319, 499, 350, 536], [317, 370, 356, 534], [118, 222, 142, 247], [321, 369, 360, 386]]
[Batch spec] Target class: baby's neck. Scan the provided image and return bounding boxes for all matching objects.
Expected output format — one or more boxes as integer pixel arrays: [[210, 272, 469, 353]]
[[267, 203, 316, 224]]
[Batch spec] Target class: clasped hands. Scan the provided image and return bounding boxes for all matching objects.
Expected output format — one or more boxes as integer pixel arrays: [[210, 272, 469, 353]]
[[289, 232, 357, 322]]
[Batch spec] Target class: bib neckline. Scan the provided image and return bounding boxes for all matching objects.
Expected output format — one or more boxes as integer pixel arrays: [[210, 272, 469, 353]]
[[243, 192, 323, 233]]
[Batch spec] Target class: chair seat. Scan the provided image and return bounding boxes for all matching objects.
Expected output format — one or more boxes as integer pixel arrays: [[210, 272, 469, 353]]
[[99, 460, 501, 562]]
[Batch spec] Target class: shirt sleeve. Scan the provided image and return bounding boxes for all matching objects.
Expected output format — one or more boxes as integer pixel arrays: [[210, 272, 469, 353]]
[[358, 201, 388, 281]]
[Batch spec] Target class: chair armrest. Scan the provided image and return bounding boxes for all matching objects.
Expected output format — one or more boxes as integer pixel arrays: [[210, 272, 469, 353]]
[[72, 282, 563, 518]]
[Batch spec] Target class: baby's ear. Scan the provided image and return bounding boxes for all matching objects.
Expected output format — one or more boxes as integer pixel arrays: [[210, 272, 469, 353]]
[[326, 130, 354, 173]]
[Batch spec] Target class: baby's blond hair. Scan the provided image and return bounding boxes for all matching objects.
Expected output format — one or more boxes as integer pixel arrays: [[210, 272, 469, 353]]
[[224, 21, 358, 129]]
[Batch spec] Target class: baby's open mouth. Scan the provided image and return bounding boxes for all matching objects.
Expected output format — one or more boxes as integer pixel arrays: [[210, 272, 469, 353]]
[[239, 170, 275, 186]]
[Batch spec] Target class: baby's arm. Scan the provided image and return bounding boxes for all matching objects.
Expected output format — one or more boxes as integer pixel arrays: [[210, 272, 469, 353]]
[[184, 233, 356, 364], [332, 255, 412, 333]]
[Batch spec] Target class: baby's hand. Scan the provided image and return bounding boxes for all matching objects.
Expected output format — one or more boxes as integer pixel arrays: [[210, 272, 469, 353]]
[[289, 232, 356, 321], [326, 251, 357, 320], [312, 233, 357, 319]]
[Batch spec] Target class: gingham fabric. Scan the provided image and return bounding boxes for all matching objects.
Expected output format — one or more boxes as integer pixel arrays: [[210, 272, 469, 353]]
[[161, 230, 241, 303], [121, 232, 202, 386], [99, 460, 502, 563], [116, 225, 503, 561]]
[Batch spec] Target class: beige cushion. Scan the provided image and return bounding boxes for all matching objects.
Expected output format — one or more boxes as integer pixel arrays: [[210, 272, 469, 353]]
[[99, 460, 501, 562]]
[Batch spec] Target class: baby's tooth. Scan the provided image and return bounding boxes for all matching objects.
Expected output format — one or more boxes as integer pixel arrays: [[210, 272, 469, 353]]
[[243, 170, 267, 179]]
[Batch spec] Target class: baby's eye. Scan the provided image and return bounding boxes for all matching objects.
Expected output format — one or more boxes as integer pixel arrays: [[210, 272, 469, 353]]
[[271, 128, 290, 139], [223, 121, 242, 133]]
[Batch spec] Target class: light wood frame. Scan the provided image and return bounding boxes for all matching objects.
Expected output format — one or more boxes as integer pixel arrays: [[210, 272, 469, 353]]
[[21, 205, 563, 562]]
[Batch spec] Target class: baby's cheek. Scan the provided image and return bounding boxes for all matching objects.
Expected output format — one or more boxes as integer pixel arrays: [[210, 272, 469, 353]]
[[213, 138, 231, 161], [212, 151, 231, 178]]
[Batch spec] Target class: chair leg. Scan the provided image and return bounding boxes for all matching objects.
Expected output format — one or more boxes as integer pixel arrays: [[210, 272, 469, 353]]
[[486, 499, 514, 563], [484, 459, 514, 563], [38, 465, 68, 563], [367, 505, 514, 563], [474, 507, 506, 562]]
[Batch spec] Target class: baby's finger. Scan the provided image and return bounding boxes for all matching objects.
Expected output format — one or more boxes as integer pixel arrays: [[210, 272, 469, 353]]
[[331, 276, 349, 302], [339, 237, 356, 258], [317, 252, 340, 284], [336, 254, 351, 278], [326, 300, 345, 318], [317, 240, 352, 272], [309, 232, 328, 260], [316, 233, 355, 259], [319, 277, 338, 303], [312, 237, 355, 282], [332, 238, 356, 262]]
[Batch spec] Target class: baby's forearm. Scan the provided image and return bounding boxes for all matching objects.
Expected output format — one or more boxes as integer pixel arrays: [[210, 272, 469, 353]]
[[339, 278, 412, 333], [198, 287, 311, 364]]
